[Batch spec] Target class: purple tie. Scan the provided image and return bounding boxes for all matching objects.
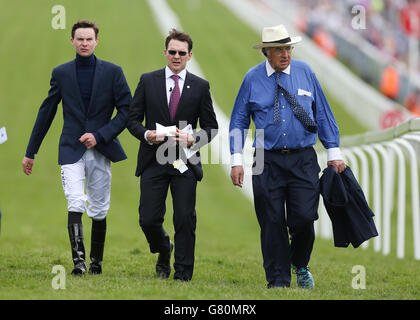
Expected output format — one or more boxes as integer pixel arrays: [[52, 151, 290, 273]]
[[169, 74, 180, 121]]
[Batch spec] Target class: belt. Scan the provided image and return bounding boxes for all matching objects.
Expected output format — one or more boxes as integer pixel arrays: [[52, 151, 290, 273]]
[[268, 147, 312, 154]]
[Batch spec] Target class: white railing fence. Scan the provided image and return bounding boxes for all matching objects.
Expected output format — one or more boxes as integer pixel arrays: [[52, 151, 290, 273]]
[[316, 118, 420, 260]]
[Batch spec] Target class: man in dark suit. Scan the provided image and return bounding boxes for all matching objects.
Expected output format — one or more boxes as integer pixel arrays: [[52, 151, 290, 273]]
[[22, 20, 132, 275], [127, 29, 218, 281]]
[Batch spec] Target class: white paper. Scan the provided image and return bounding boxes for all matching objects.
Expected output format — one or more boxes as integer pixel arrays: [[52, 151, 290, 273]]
[[297, 89, 312, 97], [172, 124, 199, 174], [180, 124, 198, 160], [156, 123, 176, 137], [0, 127, 7, 144]]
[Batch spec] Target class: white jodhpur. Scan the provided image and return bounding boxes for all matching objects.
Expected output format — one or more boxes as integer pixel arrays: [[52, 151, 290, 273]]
[[61, 149, 111, 220]]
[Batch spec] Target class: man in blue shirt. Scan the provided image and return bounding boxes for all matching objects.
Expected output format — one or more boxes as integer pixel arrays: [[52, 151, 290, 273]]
[[229, 25, 346, 289]]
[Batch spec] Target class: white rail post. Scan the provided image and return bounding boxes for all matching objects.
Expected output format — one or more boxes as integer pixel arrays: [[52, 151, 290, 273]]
[[385, 142, 407, 259], [362, 145, 382, 252], [373, 144, 394, 256], [343, 149, 359, 180], [351, 146, 371, 249], [397, 136, 420, 260]]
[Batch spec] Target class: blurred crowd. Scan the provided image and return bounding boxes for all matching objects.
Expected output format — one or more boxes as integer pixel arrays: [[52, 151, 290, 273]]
[[293, 0, 420, 118], [295, 0, 411, 60]]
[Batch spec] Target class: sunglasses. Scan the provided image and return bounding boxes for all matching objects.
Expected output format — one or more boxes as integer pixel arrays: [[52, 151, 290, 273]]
[[168, 50, 188, 56]]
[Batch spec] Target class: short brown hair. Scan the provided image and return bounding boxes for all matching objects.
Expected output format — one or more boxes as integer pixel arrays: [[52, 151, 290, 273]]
[[165, 28, 193, 52], [71, 20, 99, 39]]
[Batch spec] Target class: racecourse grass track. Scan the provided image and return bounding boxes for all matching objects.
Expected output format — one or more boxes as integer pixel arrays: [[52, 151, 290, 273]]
[[0, 0, 419, 299]]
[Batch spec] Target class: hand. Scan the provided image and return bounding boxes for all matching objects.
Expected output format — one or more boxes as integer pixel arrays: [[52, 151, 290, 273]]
[[230, 166, 244, 188], [173, 128, 195, 147], [328, 160, 346, 174], [22, 157, 34, 175], [79, 133, 97, 149], [146, 130, 166, 144]]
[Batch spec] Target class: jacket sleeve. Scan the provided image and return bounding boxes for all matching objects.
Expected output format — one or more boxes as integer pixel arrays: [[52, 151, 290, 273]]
[[25, 68, 62, 158], [194, 80, 218, 149], [127, 74, 148, 144], [96, 66, 132, 143]]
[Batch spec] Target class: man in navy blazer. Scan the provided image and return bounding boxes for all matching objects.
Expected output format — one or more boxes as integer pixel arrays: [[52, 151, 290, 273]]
[[22, 20, 132, 275]]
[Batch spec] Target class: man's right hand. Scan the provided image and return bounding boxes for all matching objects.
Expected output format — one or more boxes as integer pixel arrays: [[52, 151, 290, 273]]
[[146, 130, 166, 144], [230, 166, 244, 188], [22, 157, 34, 175]]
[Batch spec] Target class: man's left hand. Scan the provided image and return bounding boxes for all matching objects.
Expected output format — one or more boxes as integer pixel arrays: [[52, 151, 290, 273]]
[[327, 160, 346, 174], [79, 133, 97, 149]]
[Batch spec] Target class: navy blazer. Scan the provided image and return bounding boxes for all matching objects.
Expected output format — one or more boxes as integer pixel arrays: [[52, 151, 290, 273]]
[[25, 56, 132, 165], [320, 165, 378, 248], [127, 68, 218, 181]]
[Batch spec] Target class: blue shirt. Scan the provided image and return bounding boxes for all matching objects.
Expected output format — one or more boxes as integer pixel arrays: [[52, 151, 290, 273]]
[[229, 59, 340, 157]]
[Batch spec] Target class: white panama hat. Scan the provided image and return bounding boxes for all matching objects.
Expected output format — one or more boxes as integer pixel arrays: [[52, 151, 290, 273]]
[[253, 24, 302, 49]]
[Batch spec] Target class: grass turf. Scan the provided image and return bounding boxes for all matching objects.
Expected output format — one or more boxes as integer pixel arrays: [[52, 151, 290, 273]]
[[0, 0, 419, 300]]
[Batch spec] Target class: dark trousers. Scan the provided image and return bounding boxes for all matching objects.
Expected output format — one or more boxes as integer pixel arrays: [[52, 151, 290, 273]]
[[139, 163, 197, 279], [252, 148, 320, 287]]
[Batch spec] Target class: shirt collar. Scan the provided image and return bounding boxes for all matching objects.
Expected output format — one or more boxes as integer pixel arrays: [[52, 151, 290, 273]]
[[265, 60, 291, 76], [165, 66, 187, 80]]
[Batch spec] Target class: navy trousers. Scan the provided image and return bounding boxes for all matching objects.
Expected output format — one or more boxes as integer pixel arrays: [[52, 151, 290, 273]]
[[252, 147, 320, 287], [139, 163, 197, 280]]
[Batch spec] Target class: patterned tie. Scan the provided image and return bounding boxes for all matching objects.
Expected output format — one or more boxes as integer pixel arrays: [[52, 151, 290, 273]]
[[275, 73, 317, 133], [169, 74, 181, 121], [273, 77, 281, 125]]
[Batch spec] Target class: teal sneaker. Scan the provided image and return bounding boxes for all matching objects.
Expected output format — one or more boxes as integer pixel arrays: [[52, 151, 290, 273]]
[[292, 264, 314, 289]]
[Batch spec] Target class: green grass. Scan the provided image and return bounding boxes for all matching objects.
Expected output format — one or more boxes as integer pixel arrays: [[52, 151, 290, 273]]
[[0, 0, 419, 300]]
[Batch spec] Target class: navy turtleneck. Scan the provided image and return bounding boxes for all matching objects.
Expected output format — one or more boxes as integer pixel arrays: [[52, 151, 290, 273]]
[[75, 53, 96, 111], [75, 53, 103, 144]]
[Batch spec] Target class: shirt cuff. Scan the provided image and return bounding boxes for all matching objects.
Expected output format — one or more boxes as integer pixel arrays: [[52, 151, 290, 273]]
[[327, 147, 343, 161], [231, 153, 243, 167], [144, 130, 153, 145]]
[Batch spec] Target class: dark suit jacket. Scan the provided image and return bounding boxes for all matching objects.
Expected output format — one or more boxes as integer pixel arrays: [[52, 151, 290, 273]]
[[127, 68, 218, 181], [25, 56, 132, 165], [320, 165, 378, 248]]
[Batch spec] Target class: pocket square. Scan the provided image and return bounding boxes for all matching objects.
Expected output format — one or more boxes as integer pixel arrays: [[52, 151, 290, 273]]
[[297, 89, 312, 97]]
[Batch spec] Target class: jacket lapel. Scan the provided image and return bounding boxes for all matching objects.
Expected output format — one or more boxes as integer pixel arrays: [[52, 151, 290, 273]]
[[69, 60, 86, 112], [155, 69, 171, 123], [88, 57, 104, 113]]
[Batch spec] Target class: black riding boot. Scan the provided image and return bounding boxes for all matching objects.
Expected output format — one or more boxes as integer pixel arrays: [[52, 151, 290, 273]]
[[68, 220, 87, 276], [89, 218, 106, 274]]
